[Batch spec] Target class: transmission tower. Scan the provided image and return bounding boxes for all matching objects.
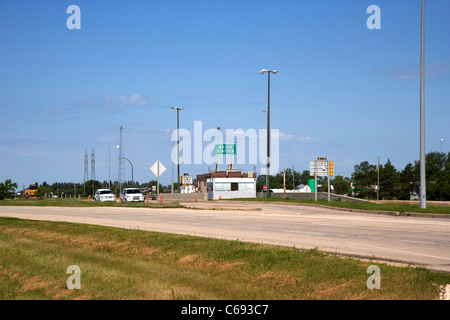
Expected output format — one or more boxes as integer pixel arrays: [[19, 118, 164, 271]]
[[84, 149, 89, 182], [91, 147, 95, 180], [118, 126, 125, 187]]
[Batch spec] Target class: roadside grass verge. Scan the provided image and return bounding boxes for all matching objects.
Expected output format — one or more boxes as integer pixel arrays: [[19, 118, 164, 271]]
[[0, 198, 184, 209], [0, 217, 449, 300], [228, 197, 450, 215]]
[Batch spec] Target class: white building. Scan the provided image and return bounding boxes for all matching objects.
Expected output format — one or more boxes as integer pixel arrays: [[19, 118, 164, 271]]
[[197, 170, 257, 200]]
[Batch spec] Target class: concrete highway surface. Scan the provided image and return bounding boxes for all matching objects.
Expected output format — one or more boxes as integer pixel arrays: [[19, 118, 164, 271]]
[[0, 201, 449, 272]]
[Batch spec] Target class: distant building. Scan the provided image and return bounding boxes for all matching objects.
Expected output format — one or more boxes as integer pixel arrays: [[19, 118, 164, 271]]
[[197, 170, 257, 200]]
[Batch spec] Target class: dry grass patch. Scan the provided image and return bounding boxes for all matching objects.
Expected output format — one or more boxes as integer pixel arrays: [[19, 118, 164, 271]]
[[1, 217, 450, 300]]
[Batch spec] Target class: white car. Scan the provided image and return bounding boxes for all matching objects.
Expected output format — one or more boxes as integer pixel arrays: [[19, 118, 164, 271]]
[[120, 188, 144, 202], [94, 189, 116, 202]]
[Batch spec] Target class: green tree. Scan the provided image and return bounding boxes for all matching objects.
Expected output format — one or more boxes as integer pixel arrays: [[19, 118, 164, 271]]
[[351, 161, 377, 199], [379, 159, 400, 200], [0, 179, 18, 200], [332, 175, 351, 195], [424, 152, 450, 200], [84, 180, 102, 197], [35, 186, 51, 198]]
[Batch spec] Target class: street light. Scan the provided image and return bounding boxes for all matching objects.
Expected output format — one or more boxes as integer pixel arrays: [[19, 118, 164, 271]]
[[419, 0, 426, 209], [120, 157, 134, 186], [260, 69, 278, 198], [106, 141, 110, 190], [171, 106, 184, 193], [169, 129, 174, 193]]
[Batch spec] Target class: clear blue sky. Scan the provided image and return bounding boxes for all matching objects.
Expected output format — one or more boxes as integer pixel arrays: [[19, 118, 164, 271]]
[[1, 0, 449, 189]]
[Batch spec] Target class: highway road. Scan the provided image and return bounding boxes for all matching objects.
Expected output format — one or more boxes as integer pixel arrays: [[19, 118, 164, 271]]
[[0, 202, 449, 272]]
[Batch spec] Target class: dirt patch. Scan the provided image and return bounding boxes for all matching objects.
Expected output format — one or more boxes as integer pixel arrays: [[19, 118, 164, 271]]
[[178, 254, 197, 263], [276, 277, 298, 287], [312, 281, 351, 298], [255, 271, 274, 280], [217, 262, 246, 271]]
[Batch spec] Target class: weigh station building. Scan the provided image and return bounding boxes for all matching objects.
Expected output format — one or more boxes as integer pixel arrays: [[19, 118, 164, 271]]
[[197, 169, 257, 200]]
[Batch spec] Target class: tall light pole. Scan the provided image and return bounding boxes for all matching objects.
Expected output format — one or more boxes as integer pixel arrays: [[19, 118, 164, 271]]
[[419, 0, 426, 209], [107, 141, 110, 190], [121, 157, 133, 186], [171, 106, 184, 193], [169, 129, 174, 193], [260, 69, 278, 198]]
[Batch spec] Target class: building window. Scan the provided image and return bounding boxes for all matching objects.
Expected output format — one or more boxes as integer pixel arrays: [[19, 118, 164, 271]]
[[231, 183, 238, 191], [239, 183, 255, 191], [215, 182, 231, 191]]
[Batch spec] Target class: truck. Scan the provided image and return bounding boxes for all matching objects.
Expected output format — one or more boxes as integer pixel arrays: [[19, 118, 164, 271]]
[[24, 184, 38, 198]]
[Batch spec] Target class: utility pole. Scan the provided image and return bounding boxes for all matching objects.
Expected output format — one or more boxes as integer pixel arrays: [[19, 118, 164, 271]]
[[327, 160, 331, 202], [292, 165, 295, 191], [419, 0, 427, 209], [377, 156, 380, 201]]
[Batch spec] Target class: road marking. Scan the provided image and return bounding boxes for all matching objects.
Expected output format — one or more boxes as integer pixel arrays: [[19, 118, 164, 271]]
[[347, 242, 450, 261]]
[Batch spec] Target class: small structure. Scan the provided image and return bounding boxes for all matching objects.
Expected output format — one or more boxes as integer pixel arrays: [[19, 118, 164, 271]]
[[197, 169, 257, 200]]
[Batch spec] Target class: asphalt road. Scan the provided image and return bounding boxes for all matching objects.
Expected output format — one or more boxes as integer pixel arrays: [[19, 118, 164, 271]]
[[1, 202, 449, 272]]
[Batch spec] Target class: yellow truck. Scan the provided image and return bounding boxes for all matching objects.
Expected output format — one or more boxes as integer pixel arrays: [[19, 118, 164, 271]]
[[24, 184, 38, 198]]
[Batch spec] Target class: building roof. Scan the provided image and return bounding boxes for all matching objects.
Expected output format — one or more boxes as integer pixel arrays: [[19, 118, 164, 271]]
[[197, 170, 256, 180]]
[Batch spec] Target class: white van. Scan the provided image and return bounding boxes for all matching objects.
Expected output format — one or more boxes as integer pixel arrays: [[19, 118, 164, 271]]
[[94, 189, 116, 202], [120, 188, 144, 202]]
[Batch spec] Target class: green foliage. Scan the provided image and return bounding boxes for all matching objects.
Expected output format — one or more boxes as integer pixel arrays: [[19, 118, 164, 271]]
[[332, 175, 351, 195], [0, 179, 17, 200], [84, 180, 102, 196], [35, 187, 51, 198], [256, 169, 311, 192], [351, 152, 450, 201]]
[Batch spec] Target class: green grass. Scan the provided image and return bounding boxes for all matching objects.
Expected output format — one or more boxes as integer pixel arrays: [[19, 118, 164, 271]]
[[0, 198, 184, 209], [0, 217, 449, 300], [228, 197, 450, 215]]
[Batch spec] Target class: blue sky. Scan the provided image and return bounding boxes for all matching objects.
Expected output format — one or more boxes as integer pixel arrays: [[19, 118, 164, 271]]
[[1, 0, 449, 189]]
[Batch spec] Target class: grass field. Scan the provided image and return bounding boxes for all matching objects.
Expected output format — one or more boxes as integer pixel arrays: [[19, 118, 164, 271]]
[[229, 197, 450, 215], [1, 217, 449, 300], [0, 198, 184, 208], [3, 197, 450, 216]]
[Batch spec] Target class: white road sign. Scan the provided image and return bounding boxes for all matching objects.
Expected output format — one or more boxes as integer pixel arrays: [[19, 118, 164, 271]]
[[150, 161, 166, 177], [310, 161, 328, 176]]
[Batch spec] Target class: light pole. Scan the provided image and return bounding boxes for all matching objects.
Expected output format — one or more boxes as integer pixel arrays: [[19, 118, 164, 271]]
[[169, 129, 174, 193], [260, 69, 278, 198], [419, 0, 426, 209], [216, 127, 221, 172], [107, 141, 110, 190], [171, 106, 184, 193], [120, 157, 133, 186], [441, 138, 444, 153]]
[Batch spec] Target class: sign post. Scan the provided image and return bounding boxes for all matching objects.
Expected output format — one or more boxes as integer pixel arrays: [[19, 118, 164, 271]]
[[310, 157, 333, 202], [150, 161, 166, 201]]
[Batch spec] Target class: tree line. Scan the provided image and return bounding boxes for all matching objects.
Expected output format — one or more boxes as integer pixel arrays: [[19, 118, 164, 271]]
[[256, 152, 450, 201], [9, 180, 170, 198], [1, 152, 449, 201]]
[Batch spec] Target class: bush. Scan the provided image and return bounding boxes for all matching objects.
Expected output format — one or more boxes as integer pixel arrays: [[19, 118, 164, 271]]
[[0, 179, 18, 200]]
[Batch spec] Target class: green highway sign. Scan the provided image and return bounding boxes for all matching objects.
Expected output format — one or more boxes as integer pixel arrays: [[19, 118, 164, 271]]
[[214, 144, 236, 155]]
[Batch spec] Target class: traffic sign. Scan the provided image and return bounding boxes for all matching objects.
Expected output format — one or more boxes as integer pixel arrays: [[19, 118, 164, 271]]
[[150, 161, 166, 177], [310, 161, 328, 177], [214, 144, 236, 155], [181, 175, 193, 185], [150, 161, 166, 200], [263, 185, 267, 191]]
